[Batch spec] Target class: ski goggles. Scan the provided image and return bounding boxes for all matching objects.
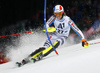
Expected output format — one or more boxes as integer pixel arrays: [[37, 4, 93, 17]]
[[54, 12, 62, 16]]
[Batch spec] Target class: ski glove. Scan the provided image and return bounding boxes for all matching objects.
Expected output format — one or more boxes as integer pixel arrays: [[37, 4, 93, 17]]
[[81, 39, 89, 48], [47, 27, 56, 32]]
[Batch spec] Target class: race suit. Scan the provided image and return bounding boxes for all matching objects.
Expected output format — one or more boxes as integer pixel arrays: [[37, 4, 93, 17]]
[[43, 15, 84, 49]]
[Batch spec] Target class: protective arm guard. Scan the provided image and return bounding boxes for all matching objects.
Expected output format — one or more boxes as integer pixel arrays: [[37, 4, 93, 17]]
[[47, 27, 56, 32]]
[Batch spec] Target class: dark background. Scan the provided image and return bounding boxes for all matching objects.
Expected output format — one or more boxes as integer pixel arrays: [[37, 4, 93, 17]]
[[0, 0, 44, 28], [0, 0, 98, 29], [0, 0, 100, 53]]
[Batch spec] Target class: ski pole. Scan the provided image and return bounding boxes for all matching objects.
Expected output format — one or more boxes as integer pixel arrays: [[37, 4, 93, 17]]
[[44, 0, 58, 55], [89, 42, 100, 45], [0, 31, 33, 38]]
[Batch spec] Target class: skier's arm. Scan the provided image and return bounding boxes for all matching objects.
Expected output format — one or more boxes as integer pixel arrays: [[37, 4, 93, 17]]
[[46, 15, 56, 28], [46, 15, 56, 32], [68, 19, 84, 40], [68, 18, 89, 48]]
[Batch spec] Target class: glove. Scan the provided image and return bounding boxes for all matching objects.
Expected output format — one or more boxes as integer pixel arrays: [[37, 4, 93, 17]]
[[81, 39, 89, 48], [47, 27, 56, 32]]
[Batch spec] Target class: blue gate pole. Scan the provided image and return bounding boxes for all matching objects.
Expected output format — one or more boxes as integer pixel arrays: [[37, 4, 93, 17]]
[[44, 0, 58, 55]]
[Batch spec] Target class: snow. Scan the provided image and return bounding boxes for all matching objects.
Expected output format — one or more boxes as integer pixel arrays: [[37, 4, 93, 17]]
[[0, 33, 100, 73]]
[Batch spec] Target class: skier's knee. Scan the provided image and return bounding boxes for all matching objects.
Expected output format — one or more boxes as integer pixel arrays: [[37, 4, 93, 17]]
[[43, 41, 60, 56], [54, 41, 60, 48]]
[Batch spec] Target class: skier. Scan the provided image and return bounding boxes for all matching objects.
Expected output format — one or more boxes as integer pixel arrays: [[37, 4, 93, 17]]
[[16, 5, 89, 67]]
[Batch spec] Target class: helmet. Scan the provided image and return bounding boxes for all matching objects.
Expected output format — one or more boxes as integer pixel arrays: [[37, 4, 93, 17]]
[[53, 5, 64, 14]]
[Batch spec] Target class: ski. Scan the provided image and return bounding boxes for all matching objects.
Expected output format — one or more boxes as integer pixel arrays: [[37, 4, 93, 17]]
[[16, 52, 44, 67]]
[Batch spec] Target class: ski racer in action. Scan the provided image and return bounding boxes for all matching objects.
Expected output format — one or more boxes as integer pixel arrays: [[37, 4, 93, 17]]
[[16, 5, 89, 67]]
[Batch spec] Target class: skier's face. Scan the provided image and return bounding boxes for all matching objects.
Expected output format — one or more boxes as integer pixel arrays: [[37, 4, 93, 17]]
[[54, 12, 62, 20], [56, 15, 62, 20]]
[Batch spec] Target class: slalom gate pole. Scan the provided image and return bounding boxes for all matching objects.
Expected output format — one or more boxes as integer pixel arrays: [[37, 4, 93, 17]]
[[89, 42, 100, 45], [0, 31, 33, 38], [44, 0, 58, 55]]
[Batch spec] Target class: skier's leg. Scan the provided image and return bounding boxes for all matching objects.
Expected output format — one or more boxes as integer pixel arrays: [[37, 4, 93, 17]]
[[22, 36, 67, 63], [29, 47, 45, 61], [19, 47, 45, 64], [42, 36, 67, 57], [43, 41, 60, 56], [29, 47, 45, 57], [29, 40, 60, 62]]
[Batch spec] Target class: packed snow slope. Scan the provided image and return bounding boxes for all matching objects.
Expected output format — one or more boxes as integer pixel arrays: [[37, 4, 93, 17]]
[[0, 32, 100, 73]]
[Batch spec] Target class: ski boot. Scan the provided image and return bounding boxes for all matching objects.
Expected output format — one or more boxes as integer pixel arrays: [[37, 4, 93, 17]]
[[16, 58, 29, 67], [22, 59, 28, 65]]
